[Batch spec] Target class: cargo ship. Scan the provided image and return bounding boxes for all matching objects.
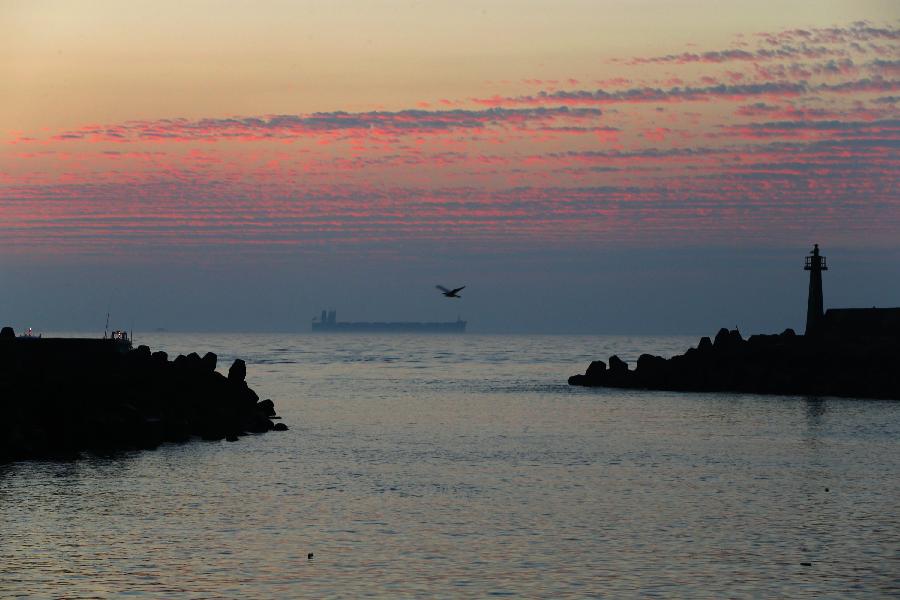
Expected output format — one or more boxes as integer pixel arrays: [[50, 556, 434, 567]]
[[311, 310, 466, 333]]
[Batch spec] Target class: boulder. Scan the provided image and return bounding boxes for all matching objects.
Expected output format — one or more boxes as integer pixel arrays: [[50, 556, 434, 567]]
[[585, 360, 606, 379], [186, 352, 203, 370], [130, 345, 151, 361], [201, 352, 217, 372], [637, 353, 664, 367], [568, 324, 900, 398], [0, 339, 285, 460], [245, 386, 259, 404], [713, 328, 743, 350], [636, 354, 668, 386], [228, 359, 247, 383], [713, 328, 731, 348], [242, 412, 272, 433], [636, 353, 666, 373], [608, 355, 628, 374]]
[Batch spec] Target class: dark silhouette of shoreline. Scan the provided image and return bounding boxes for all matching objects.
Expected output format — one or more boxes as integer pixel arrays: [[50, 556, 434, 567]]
[[568, 325, 899, 399], [1, 327, 286, 461], [569, 246, 899, 400]]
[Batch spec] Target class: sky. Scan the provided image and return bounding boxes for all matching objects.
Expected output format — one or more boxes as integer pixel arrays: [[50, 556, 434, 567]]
[[1, 0, 898, 333]]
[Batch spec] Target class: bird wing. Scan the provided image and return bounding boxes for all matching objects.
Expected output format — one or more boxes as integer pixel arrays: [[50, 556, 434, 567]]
[[451, 286, 465, 294], [436, 285, 450, 293]]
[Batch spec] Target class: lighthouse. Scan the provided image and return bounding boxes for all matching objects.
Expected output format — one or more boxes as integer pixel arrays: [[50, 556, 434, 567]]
[[804, 244, 827, 335]]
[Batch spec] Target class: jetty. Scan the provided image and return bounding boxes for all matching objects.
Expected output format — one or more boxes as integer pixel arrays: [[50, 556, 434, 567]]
[[568, 245, 900, 400], [0, 327, 286, 461]]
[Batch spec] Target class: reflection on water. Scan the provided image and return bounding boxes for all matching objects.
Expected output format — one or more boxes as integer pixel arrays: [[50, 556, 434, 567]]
[[2, 333, 898, 598], [805, 397, 828, 421]]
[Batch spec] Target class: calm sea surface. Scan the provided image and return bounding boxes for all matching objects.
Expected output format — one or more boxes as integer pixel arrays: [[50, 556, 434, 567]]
[[2, 333, 898, 598]]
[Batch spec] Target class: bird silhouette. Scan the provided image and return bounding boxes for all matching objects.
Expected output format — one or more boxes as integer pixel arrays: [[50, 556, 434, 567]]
[[436, 285, 465, 298]]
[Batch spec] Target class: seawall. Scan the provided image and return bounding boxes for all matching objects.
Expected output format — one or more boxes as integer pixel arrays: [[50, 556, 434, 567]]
[[1, 327, 287, 461], [568, 327, 900, 400]]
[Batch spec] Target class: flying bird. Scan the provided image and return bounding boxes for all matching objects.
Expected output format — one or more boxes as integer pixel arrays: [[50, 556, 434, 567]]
[[436, 285, 465, 298]]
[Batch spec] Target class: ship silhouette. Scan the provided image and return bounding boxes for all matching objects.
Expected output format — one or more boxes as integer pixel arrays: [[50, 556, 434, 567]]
[[311, 310, 466, 333]]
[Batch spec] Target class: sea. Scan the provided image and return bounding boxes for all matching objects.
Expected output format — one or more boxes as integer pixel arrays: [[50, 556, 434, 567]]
[[1, 333, 898, 598]]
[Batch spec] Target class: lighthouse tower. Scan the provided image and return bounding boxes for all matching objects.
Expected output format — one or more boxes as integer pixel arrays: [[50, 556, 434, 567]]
[[804, 244, 828, 335]]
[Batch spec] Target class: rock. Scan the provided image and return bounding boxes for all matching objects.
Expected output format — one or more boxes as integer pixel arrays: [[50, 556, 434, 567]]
[[608, 355, 628, 374], [748, 334, 774, 346], [186, 352, 203, 370], [242, 412, 272, 433], [713, 328, 743, 350], [246, 386, 259, 404], [0, 327, 14, 340], [569, 324, 900, 399], [0, 338, 285, 461], [636, 354, 666, 374], [201, 352, 217, 372], [637, 353, 664, 369], [713, 328, 731, 348], [228, 359, 247, 383], [636, 354, 668, 387], [273, 422, 289, 431], [130, 345, 151, 361], [585, 360, 606, 379]]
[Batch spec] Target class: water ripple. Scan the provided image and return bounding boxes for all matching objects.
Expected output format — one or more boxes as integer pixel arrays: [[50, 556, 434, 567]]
[[2, 333, 898, 597]]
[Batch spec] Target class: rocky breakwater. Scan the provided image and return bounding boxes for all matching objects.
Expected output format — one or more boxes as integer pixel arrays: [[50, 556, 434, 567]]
[[0, 326, 287, 461], [569, 327, 900, 400]]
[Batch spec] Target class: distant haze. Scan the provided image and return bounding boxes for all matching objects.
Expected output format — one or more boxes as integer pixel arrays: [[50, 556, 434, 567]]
[[3, 245, 898, 335], [1, 2, 898, 334]]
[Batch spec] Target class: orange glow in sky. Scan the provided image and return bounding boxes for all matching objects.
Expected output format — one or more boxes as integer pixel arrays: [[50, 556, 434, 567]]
[[1, 1, 898, 265]]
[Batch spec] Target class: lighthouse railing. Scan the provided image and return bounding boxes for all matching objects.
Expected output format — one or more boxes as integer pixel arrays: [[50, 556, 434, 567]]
[[804, 256, 828, 270]]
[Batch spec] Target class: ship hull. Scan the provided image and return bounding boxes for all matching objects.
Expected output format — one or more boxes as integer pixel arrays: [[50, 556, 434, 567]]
[[311, 321, 466, 333]]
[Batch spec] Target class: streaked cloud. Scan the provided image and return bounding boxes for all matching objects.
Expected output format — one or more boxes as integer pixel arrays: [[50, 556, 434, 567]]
[[626, 21, 898, 65], [45, 107, 604, 143], [2, 19, 898, 263]]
